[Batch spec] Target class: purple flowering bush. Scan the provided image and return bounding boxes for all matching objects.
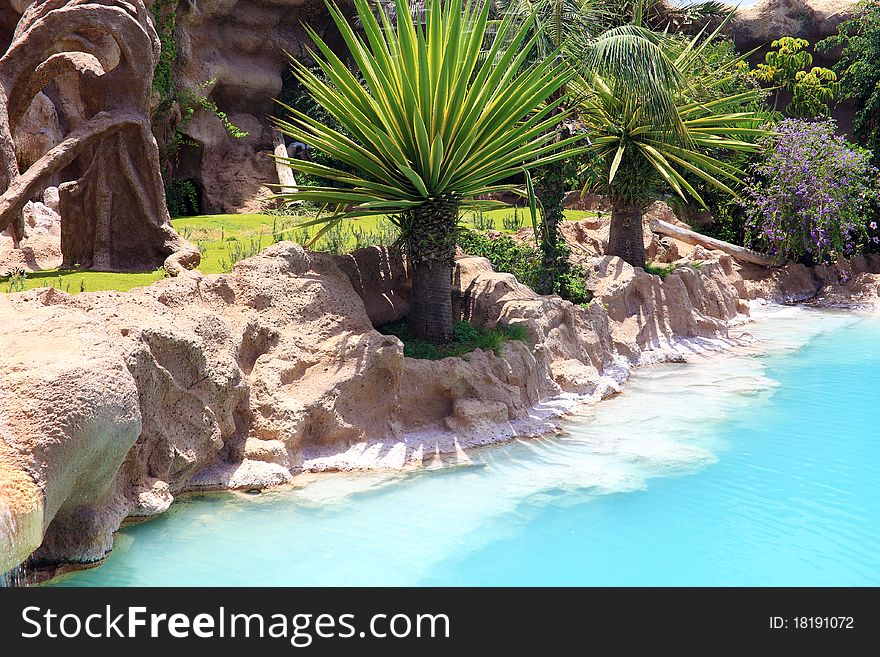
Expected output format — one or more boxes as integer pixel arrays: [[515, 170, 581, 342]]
[[742, 119, 880, 263]]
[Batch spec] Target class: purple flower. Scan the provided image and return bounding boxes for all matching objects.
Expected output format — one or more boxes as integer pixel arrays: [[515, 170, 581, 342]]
[[741, 119, 879, 263]]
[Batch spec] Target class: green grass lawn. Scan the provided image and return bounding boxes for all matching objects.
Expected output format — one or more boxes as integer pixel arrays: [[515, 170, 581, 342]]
[[3, 208, 598, 294]]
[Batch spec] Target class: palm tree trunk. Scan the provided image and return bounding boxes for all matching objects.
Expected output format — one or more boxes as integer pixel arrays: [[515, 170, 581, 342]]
[[608, 198, 646, 269], [410, 260, 454, 343], [407, 196, 458, 343]]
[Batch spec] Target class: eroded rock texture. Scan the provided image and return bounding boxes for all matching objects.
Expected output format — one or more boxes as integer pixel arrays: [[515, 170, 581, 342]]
[[0, 0, 197, 272], [146, 0, 344, 213], [0, 232, 755, 573], [730, 0, 857, 52], [3, 207, 880, 575]]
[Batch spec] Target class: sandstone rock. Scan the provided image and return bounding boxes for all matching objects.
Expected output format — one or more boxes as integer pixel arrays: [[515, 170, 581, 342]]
[[334, 246, 411, 325], [0, 437, 44, 575], [730, 0, 858, 52], [738, 261, 819, 302], [444, 399, 510, 432], [42, 186, 59, 213], [243, 437, 291, 467], [22, 200, 60, 236], [199, 140, 276, 214], [6, 220, 878, 576], [0, 293, 143, 565], [12, 91, 62, 171]]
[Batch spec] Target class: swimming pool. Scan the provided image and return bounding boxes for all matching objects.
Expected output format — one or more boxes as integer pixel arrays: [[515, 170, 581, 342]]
[[50, 307, 880, 586]]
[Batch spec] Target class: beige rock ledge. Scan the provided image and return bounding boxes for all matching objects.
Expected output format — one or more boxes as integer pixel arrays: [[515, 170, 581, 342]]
[[1, 233, 878, 577]]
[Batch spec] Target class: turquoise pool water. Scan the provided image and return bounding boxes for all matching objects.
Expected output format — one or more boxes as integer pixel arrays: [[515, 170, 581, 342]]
[[51, 308, 880, 586]]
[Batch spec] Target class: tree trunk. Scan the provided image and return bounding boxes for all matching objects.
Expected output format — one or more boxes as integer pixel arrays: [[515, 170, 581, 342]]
[[407, 196, 458, 343], [535, 159, 567, 295], [608, 199, 646, 269], [409, 260, 454, 343]]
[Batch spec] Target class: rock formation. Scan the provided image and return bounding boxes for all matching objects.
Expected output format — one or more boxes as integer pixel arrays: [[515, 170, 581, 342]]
[[0, 0, 351, 216], [3, 205, 880, 576], [0, 0, 197, 272], [729, 0, 857, 53], [0, 229, 738, 574]]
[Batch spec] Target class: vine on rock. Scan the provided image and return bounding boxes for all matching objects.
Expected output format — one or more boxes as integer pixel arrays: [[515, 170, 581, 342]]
[[149, 0, 247, 216]]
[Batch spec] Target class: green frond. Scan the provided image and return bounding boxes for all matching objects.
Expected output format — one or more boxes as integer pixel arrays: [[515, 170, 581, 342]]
[[274, 0, 579, 225]]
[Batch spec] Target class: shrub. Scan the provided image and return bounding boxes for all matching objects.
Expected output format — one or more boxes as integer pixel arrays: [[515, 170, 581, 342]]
[[165, 178, 200, 217], [466, 210, 495, 232], [457, 230, 542, 289], [697, 201, 746, 246], [219, 233, 265, 272], [741, 119, 880, 263], [555, 265, 592, 305], [2, 267, 26, 293], [502, 207, 525, 232], [457, 229, 592, 304], [818, 1, 880, 161], [379, 319, 527, 360], [752, 37, 839, 118]]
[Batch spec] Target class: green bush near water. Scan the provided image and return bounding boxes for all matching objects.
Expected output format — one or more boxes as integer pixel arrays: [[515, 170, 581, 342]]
[[379, 320, 528, 360], [457, 229, 592, 305]]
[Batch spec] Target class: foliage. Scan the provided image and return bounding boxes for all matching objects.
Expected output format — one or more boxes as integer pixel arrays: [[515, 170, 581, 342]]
[[218, 232, 266, 272], [150, 0, 178, 98], [818, 1, 880, 161], [486, 0, 599, 295], [466, 209, 497, 232], [273, 0, 581, 244], [379, 319, 527, 359], [673, 37, 773, 246], [697, 202, 745, 245], [572, 26, 769, 208], [554, 261, 592, 304], [643, 262, 677, 278], [741, 119, 880, 264], [502, 206, 526, 231], [457, 229, 543, 288], [643, 262, 701, 278], [538, 0, 732, 34], [457, 229, 591, 303], [2, 267, 27, 293], [165, 178, 200, 217], [157, 81, 249, 169], [277, 64, 360, 188], [752, 37, 839, 118]]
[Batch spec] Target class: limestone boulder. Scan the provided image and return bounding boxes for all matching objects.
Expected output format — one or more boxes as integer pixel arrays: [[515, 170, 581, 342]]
[[730, 0, 858, 52], [334, 247, 411, 325]]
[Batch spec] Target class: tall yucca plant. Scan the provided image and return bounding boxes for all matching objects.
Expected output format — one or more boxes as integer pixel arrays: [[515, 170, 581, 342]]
[[571, 27, 770, 268], [274, 0, 581, 343]]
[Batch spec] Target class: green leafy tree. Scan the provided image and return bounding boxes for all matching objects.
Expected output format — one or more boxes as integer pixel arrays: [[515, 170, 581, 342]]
[[572, 27, 770, 268], [818, 0, 880, 160], [752, 36, 839, 118], [274, 0, 581, 342], [491, 0, 703, 291], [488, 0, 596, 295]]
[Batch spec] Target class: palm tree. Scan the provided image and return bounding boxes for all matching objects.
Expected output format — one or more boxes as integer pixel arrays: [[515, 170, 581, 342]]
[[570, 25, 770, 268], [274, 0, 581, 343], [488, 0, 601, 295], [489, 0, 713, 288]]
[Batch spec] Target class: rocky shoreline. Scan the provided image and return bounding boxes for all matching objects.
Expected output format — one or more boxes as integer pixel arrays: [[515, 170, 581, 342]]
[[2, 214, 880, 579]]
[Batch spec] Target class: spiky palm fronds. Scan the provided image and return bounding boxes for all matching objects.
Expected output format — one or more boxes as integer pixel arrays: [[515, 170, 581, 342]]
[[274, 0, 582, 243]]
